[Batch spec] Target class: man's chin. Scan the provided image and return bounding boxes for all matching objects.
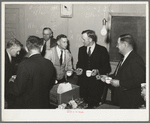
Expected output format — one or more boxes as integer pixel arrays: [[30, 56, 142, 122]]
[[44, 39, 49, 41]]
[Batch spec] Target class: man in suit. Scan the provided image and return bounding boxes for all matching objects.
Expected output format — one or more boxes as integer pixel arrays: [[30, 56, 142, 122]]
[[101, 34, 145, 109], [76, 30, 111, 108], [41, 27, 57, 56], [5, 38, 23, 108], [8, 36, 55, 109], [44, 34, 73, 84]]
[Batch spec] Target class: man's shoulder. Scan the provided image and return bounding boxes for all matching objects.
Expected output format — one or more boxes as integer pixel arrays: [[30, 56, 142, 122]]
[[96, 44, 106, 49], [18, 58, 29, 68], [49, 46, 57, 52], [65, 49, 72, 55], [94, 44, 107, 52], [51, 37, 56, 41], [79, 46, 86, 50], [130, 51, 145, 62]]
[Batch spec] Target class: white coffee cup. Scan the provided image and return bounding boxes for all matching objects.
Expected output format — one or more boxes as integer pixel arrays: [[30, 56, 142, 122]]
[[86, 70, 92, 77], [66, 71, 72, 76], [105, 77, 112, 84]]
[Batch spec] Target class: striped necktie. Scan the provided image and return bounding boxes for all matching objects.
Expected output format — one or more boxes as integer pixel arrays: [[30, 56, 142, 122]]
[[115, 58, 124, 76], [88, 47, 91, 57]]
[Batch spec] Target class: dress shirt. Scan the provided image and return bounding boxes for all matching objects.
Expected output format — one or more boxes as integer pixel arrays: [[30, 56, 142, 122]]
[[56, 46, 65, 63], [87, 42, 95, 55], [121, 50, 133, 65], [6, 50, 12, 62]]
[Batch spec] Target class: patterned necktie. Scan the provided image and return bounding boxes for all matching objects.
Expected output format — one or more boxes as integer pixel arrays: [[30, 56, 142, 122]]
[[88, 47, 91, 57], [60, 50, 63, 65], [115, 58, 124, 76]]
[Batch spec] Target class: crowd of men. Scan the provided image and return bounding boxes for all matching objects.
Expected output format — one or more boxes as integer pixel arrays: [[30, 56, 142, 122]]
[[5, 27, 146, 109]]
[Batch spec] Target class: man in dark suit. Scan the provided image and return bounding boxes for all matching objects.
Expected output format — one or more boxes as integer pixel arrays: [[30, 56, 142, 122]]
[[101, 34, 145, 109], [5, 38, 23, 108], [76, 30, 111, 108], [41, 27, 57, 56], [8, 36, 55, 109]]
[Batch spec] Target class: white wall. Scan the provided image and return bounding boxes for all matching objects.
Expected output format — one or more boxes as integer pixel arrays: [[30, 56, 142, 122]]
[[5, 3, 146, 69]]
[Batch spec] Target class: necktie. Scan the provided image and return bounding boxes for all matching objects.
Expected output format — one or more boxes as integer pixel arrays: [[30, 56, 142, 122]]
[[115, 58, 123, 76], [60, 50, 63, 65], [88, 47, 91, 56]]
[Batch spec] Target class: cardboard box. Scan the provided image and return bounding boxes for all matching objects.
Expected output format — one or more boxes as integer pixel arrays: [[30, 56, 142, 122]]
[[50, 83, 79, 106]]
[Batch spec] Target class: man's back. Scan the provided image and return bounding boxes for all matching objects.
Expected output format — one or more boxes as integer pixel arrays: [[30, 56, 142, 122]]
[[9, 54, 55, 109]]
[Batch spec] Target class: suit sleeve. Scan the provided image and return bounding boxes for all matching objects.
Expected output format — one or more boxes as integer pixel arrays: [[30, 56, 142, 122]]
[[76, 48, 82, 69], [9, 63, 29, 96], [120, 58, 145, 89], [44, 50, 52, 61], [66, 51, 73, 71], [99, 48, 111, 75], [48, 64, 56, 90]]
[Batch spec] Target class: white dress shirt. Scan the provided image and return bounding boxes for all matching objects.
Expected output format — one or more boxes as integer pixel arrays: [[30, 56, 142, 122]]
[[87, 42, 95, 55], [6, 50, 12, 62], [121, 50, 133, 65]]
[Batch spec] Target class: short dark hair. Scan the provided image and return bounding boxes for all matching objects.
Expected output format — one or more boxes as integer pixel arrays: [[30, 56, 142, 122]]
[[26, 36, 43, 51], [119, 34, 136, 49], [6, 38, 23, 49], [81, 30, 97, 42], [43, 27, 53, 35], [56, 34, 67, 41]]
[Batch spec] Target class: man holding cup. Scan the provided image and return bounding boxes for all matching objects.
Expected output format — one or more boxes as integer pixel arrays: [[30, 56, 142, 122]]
[[100, 34, 145, 109], [45, 34, 73, 84], [76, 30, 111, 108]]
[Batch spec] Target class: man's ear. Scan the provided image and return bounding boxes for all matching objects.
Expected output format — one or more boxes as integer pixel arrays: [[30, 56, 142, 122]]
[[89, 37, 92, 43], [25, 46, 29, 52], [57, 40, 60, 45], [124, 42, 128, 48]]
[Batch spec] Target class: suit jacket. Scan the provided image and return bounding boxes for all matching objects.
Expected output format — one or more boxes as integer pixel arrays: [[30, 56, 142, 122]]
[[44, 46, 73, 80], [9, 54, 55, 109], [76, 44, 111, 103], [112, 50, 145, 108], [77, 44, 111, 76], [5, 50, 13, 100], [41, 37, 57, 56]]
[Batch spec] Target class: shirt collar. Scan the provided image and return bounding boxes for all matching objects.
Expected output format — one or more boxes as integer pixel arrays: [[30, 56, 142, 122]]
[[29, 53, 40, 58], [56, 45, 64, 52], [44, 39, 50, 43], [124, 50, 133, 60], [122, 50, 133, 64], [87, 42, 95, 52]]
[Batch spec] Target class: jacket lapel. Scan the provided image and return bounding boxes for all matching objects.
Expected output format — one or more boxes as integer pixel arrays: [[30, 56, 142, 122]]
[[118, 51, 134, 73]]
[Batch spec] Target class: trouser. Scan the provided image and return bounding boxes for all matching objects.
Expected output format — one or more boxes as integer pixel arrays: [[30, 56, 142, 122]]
[[6, 94, 16, 109], [78, 77, 105, 107]]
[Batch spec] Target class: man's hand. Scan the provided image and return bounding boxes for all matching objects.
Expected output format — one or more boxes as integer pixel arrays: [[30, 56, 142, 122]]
[[75, 68, 83, 75], [91, 69, 99, 76], [9, 75, 16, 82], [110, 79, 120, 87], [100, 75, 108, 82]]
